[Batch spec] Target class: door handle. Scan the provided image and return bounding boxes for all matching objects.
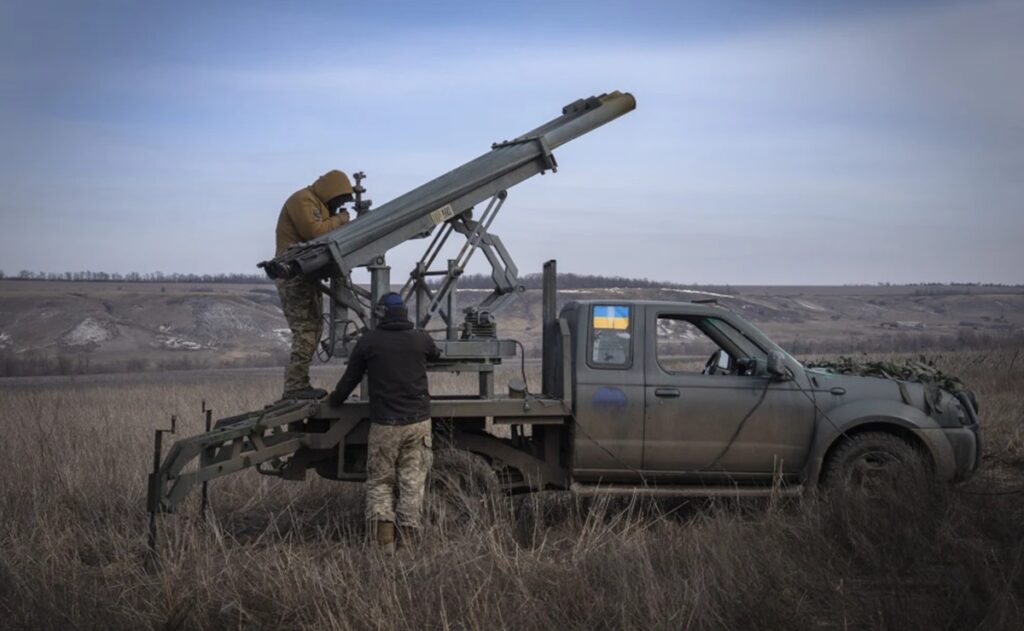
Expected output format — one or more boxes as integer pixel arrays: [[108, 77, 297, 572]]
[[830, 387, 846, 396], [655, 388, 680, 398]]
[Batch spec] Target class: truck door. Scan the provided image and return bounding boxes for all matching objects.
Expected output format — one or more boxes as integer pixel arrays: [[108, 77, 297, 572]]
[[572, 303, 646, 482], [642, 308, 815, 483]]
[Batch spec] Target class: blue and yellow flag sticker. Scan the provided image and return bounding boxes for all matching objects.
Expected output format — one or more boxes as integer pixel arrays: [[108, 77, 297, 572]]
[[593, 305, 629, 330]]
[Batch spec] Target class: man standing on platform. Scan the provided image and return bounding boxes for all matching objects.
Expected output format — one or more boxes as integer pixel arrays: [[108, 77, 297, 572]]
[[275, 169, 354, 400]]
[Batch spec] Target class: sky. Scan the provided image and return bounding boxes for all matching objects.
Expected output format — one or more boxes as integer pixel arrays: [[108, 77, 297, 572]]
[[1, 0, 1021, 285]]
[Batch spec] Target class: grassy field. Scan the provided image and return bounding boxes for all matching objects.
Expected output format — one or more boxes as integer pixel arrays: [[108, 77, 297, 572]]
[[1, 350, 1023, 629]]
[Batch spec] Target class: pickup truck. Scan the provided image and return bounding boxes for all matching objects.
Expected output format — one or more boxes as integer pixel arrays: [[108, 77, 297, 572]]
[[148, 294, 982, 512]]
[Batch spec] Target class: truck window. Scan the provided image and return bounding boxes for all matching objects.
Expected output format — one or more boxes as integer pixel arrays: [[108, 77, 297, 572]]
[[656, 317, 721, 374], [589, 305, 632, 368]]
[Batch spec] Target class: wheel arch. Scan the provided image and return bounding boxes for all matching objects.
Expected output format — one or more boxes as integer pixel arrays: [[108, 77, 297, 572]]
[[804, 415, 955, 486]]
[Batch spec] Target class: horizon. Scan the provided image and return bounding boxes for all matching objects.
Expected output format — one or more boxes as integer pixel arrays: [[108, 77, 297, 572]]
[[1, 268, 1021, 289]]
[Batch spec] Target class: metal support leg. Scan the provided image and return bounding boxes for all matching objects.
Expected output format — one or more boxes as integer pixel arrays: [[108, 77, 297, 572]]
[[478, 367, 495, 398], [364, 257, 391, 401], [200, 404, 212, 518], [415, 275, 429, 327], [147, 414, 177, 570], [446, 259, 459, 340], [368, 256, 391, 329]]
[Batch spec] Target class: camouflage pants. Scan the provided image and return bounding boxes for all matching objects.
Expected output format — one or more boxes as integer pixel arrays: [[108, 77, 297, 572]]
[[366, 419, 433, 528], [275, 277, 323, 393]]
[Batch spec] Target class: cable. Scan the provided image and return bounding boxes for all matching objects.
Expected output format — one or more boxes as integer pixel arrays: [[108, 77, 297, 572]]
[[511, 339, 528, 389], [569, 411, 651, 485], [695, 377, 772, 473]]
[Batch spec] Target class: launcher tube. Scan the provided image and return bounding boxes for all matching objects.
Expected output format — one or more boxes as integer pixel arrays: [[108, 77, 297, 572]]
[[262, 91, 635, 279]]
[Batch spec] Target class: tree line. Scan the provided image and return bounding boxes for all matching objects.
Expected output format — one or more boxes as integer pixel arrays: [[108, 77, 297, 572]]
[[2, 269, 1017, 289], [3, 269, 699, 289], [0, 270, 273, 283]]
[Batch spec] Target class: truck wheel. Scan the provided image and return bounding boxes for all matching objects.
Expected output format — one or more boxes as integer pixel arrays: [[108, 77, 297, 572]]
[[427, 449, 500, 525], [821, 431, 929, 492]]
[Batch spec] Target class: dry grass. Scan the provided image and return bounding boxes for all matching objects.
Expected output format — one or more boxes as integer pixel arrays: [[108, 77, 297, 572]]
[[1, 351, 1023, 629]]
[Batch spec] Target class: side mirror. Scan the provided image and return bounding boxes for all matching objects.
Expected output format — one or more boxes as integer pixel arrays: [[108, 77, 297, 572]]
[[767, 351, 790, 380]]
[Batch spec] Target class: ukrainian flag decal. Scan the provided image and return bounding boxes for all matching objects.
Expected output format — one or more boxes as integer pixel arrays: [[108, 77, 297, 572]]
[[593, 305, 629, 330]]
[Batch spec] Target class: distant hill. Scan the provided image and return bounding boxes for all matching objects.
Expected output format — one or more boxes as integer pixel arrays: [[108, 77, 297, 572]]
[[1, 279, 1022, 376]]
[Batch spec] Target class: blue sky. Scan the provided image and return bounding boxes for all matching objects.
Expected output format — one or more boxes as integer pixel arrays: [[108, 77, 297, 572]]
[[1, 0, 1021, 284]]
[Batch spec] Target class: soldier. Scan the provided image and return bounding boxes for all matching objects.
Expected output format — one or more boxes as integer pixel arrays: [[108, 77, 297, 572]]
[[327, 293, 440, 553], [275, 170, 354, 400]]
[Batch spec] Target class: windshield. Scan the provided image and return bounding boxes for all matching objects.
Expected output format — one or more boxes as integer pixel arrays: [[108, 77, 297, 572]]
[[710, 314, 801, 367], [704, 317, 766, 361]]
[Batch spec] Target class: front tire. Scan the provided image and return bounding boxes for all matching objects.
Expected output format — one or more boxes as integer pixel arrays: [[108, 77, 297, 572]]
[[821, 431, 929, 492]]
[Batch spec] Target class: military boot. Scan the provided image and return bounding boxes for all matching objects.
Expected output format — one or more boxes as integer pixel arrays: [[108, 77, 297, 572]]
[[375, 520, 396, 554], [281, 386, 327, 400]]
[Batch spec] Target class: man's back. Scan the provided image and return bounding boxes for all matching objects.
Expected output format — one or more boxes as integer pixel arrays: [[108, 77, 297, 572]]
[[355, 321, 438, 423], [327, 293, 440, 552], [328, 309, 440, 423]]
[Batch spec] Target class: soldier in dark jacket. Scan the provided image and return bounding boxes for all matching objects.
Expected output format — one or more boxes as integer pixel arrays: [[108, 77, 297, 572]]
[[275, 170, 353, 399], [328, 293, 440, 552]]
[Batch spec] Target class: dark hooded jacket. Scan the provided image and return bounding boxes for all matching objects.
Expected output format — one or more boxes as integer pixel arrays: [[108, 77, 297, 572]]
[[327, 309, 441, 424]]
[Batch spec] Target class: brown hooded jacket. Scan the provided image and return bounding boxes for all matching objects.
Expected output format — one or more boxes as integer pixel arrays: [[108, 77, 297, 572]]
[[275, 170, 353, 256]]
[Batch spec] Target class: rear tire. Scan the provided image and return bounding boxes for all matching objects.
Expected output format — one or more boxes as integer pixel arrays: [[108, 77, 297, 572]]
[[426, 449, 500, 526], [821, 431, 929, 492]]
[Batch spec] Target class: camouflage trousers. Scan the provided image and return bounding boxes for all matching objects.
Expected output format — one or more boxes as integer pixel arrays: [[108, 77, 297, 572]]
[[366, 419, 433, 528], [275, 277, 323, 393]]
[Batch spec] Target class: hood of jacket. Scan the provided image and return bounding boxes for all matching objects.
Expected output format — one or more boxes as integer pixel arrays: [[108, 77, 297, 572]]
[[309, 170, 353, 205]]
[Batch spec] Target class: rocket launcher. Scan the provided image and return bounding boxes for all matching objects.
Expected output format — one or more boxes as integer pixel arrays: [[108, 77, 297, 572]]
[[258, 90, 635, 357]]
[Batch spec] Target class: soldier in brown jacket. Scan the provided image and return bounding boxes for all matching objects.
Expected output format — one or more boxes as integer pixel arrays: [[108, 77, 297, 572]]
[[275, 170, 354, 399]]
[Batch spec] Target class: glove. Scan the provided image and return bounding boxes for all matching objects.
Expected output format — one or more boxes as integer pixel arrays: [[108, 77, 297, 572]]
[[327, 389, 345, 407]]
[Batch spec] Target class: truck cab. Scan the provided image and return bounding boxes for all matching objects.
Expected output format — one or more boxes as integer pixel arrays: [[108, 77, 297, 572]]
[[560, 300, 980, 492]]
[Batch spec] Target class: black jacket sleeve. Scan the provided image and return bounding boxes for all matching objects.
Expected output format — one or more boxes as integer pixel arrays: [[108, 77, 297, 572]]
[[328, 340, 367, 407]]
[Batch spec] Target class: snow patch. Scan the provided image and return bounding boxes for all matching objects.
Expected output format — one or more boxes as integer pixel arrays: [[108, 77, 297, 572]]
[[62, 318, 115, 348], [795, 299, 827, 312], [156, 335, 207, 351], [0, 332, 11, 349], [194, 300, 261, 335], [557, 287, 733, 299], [658, 288, 733, 299]]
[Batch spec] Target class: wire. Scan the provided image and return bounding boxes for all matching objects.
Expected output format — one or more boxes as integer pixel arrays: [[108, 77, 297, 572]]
[[511, 339, 528, 389], [569, 411, 651, 485], [695, 377, 772, 473]]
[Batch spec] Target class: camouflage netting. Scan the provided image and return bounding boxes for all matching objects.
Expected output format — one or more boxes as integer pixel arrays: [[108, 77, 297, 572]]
[[805, 355, 967, 395]]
